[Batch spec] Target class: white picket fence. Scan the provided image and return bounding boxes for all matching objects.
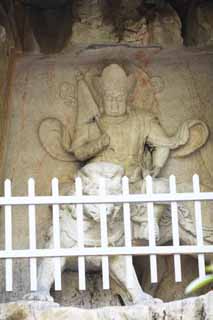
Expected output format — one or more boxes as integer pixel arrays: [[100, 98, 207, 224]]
[[1, 174, 213, 292]]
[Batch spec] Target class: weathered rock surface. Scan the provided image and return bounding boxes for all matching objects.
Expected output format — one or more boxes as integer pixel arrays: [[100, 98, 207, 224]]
[[122, 4, 183, 47], [52, 271, 121, 308], [0, 25, 8, 107], [185, 0, 213, 47], [67, 1, 183, 47], [135, 255, 213, 302], [0, 292, 213, 320], [0, 25, 8, 96], [0, 25, 9, 170], [147, 4, 183, 47], [70, 0, 118, 45]]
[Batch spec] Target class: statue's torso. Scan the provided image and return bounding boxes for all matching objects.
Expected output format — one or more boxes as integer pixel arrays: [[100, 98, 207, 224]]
[[90, 111, 147, 177]]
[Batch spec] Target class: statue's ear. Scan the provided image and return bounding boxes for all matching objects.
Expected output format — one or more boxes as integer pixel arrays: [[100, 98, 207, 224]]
[[127, 74, 137, 96]]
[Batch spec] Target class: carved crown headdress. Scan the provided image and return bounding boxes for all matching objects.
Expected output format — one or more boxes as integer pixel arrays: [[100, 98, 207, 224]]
[[101, 64, 128, 92]]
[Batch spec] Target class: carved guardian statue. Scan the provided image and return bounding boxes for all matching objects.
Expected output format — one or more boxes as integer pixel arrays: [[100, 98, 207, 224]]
[[24, 64, 209, 304]]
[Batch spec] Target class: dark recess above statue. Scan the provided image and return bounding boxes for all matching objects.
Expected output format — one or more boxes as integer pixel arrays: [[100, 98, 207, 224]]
[[18, 0, 193, 10], [20, 0, 69, 9], [0, 0, 211, 53]]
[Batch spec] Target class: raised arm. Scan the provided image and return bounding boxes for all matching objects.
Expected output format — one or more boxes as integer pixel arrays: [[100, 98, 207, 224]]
[[71, 123, 110, 162], [146, 118, 171, 177]]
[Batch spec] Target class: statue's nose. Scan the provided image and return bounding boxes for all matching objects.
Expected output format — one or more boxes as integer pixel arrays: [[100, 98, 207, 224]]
[[111, 99, 118, 111]]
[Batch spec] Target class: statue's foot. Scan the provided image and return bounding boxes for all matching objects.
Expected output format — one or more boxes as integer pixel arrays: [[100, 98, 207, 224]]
[[23, 290, 54, 302], [133, 292, 163, 305]]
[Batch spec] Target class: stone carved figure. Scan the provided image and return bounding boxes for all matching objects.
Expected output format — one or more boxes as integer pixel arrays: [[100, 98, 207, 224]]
[[25, 64, 209, 304]]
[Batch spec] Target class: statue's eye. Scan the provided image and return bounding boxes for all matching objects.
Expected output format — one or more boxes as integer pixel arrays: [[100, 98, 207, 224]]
[[105, 96, 112, 102], [116, 95, 125, 102]]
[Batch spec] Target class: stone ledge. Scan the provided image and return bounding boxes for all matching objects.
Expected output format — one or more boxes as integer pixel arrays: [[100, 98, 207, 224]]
[[0, 291, 212, 320]]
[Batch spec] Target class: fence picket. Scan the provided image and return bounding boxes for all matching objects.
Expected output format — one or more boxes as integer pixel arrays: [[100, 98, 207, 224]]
[[76, 177, 86, 290], [28, 178, 37, 291], [193, 175, 206, 279], [51, 178, 61, 290], [169, 175, 182, 282], [99, 178, 110, 290], [4, 179, 13, 291], [146, 176, 158, 283], [122, 176, 133, 288]]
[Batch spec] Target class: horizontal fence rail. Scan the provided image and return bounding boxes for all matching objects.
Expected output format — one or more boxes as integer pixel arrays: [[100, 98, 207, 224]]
[[1, 174, 213, 292], [1, 193, 213, 206]]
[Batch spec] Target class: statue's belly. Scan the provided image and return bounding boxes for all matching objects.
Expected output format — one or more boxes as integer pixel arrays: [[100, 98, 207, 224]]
[[92, 124, 143, 177]]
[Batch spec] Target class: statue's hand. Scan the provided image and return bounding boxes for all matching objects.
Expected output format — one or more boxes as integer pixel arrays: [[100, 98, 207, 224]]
[[150, 166, 161, 178], [100, 133, 110, 148], [73, 134, 110, 161]]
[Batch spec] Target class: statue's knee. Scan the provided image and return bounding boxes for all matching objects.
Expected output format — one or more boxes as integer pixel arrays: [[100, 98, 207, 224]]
[[139, 222, 160, 241]]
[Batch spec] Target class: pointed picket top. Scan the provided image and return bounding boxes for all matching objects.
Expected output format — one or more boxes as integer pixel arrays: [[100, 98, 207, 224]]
[[122, 176, 129, 194], [52, 177, 59, 195], [4, 179, 12, 196], [145, 175, 153, 193], [99, 177, 106, 195], [169, 175, 176, 193], [75, 176, 82, 193], [193, 174, 200, 193], [28, 177, 35, 183], [145, 175, 152, 182], [122, 176, 129, 184], [28, 178, 35, 194], [52, 177, 59, 185]]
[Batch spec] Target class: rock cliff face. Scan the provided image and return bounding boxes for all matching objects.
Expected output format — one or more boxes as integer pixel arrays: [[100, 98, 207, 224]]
[[1, 1, 213, 53], [0, 1, 213, 318], [185, 1, 213, 47], [0, 25, 8, 113], [0, 292, 212, 320], [0, 25, 9, 173], [67, 1, 183, 47]]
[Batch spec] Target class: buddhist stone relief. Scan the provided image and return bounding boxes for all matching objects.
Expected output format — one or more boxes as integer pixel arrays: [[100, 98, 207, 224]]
[[22, 63, 211, 304]]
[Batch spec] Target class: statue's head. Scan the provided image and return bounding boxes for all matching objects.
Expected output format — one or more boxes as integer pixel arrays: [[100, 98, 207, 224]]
[[101, 64, 128, 117], [78, 162, 124, 221]]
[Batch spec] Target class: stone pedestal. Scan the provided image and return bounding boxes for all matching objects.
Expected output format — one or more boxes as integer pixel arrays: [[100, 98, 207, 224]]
[[0, 292, 212, 320]]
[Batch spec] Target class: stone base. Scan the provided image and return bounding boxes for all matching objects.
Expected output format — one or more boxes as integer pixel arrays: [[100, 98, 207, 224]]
[[0, 291, 212, 320], [51, 271, 121, 308]]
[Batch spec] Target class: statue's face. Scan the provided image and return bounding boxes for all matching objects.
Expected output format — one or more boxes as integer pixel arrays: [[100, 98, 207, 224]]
[[103, 88, 127, 116]]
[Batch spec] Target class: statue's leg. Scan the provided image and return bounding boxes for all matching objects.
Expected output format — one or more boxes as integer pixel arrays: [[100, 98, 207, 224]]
[[23, 225, 76, 301], [25, 256, 67, 302], [109, 256, 161, 305], [137, 205, 165, 241], [137, 179, 168, 241]]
